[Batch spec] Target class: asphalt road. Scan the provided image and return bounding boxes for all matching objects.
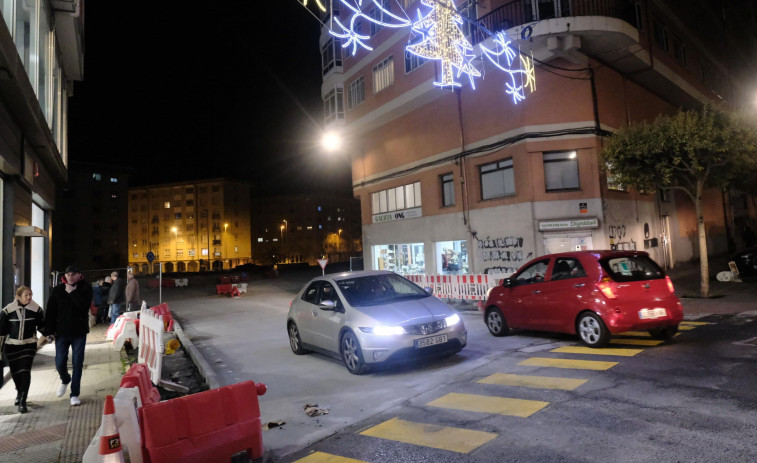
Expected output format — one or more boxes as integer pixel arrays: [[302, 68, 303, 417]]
[[146, 276, 757, 462]]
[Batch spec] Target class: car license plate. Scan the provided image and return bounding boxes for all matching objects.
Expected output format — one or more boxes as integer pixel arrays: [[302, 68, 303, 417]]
[[415, 334, 448, 349], [639, 308, 667, 319]]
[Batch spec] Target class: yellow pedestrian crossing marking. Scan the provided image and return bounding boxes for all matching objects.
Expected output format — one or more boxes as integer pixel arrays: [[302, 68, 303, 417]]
[[478, 373, 587, 391], [294, 452, 368, 463], [359, 417, 497, 453], [551, 346, 643, 357], [520, 357, 618, 370], [610, 338, 664, 346], [681, 321, 712, 325], [617, 331, 651, 337], [427, 392, 549, 418]]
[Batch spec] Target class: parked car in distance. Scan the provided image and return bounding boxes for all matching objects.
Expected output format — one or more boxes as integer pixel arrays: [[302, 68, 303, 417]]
[[287, 270, 467, 374], [730, 247, 757, 276], [482, 251, 683, 347]]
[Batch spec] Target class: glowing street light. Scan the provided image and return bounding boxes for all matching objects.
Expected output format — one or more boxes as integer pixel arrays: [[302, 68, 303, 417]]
[[322, 131, 342, 152]]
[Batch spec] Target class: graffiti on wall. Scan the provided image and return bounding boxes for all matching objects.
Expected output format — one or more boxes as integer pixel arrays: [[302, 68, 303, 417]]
[[478, 236, 533, 275], [608, 224, 636, 251]]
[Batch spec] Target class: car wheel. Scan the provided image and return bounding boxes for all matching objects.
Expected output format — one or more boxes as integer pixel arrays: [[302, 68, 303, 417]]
[[288, 322, 308, 355], [485, 307, 509, 337], [648, 325, 678, 340], [577, 312, 610, 347], [340, 331, 366, 375]]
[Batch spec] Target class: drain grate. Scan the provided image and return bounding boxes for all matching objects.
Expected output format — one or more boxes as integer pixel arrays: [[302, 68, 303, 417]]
[[0, 423, 67, 453]]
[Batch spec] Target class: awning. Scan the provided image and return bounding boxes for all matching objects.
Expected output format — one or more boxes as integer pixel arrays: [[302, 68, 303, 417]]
[[14, 225, 47, 237]]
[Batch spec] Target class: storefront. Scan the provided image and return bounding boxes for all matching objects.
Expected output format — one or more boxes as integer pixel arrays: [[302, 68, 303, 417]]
[[435, 240, 468, 274], [373, 243, 425, 274], [540, 217, 598, 254]]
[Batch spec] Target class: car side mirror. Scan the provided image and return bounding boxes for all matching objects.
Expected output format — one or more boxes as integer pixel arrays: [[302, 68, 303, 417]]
[[502, 278, 513, 288], [318, 300, 337, 311], [424, 286, 434, 295]]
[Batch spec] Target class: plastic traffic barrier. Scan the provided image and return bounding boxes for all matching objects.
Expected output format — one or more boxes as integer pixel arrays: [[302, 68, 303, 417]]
[[82, 387, 143, 463], [120, 363, 161, 407], [216, 284, 233, 295], [139, 381, 267, 463]]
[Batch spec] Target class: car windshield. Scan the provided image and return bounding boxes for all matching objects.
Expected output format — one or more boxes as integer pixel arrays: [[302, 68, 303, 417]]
[[600, 255, 665, 282], [336, 274, 429, 307]]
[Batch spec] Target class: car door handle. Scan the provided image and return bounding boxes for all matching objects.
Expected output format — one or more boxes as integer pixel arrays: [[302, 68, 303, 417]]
[[531, 290, 541, 294], [573, 283, 585, 288]]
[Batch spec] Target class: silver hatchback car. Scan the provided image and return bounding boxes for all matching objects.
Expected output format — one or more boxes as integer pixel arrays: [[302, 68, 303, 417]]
[[287, 270, 467, 374]]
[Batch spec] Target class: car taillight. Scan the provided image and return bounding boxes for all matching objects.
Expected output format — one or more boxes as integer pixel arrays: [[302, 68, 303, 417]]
[[665, 276, 675, 294], [596, 278, 617, 299]]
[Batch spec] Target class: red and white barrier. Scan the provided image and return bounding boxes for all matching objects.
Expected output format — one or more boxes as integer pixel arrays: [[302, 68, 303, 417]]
[[401, 273, 505, 301], [83, 387, 144, 463], [138, 305, 165, 385]]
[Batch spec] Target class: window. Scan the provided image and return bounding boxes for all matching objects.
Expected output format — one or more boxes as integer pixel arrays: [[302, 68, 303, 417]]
[[324, 87, 344, 123], [371, 182, 422, 214], [480, 159, 515, 199], [441, 173, 455, 207], [347, 76, 365, 110], [93, 173, 102, 181], [321, 38, 342, 75], [550, 258, 587, 280], [673, 35, 686, 66], [186, 187, 194, 193], [543, 151, 579, 191], [369, 0, 391, 36], [110, 177, 118, 183], [653, 18, 668, 51], [606, 162, 626, 191], [405, 49, 427, 73], [659, 189, 670, 203], [164, 201, 171, 209], [175, 213, 182, 219], [514, 259, 549, 285], [633, 1, 644, 30], [257, 237, 263, 242], [373, 56, 394, 94], [186, 200, 194, 206]]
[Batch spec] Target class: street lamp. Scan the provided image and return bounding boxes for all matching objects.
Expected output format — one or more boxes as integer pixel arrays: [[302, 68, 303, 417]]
[[322, 131, 342, 152], [338, 229, 342, 251]]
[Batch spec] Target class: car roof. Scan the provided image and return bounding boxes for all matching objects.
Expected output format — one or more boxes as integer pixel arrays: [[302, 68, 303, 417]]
[[537, 250, 650, 260], [317, 270, 396, 282]]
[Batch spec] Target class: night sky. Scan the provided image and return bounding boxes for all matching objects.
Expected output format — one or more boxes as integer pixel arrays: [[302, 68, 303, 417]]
[[68, 1, 350, 193]]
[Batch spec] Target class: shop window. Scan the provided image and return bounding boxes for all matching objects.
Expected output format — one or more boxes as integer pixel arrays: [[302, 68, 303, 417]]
[[544, 151, 579, 191], [480, 158, 514, 199], [374, 243, 424, 274], [436, 240, 468, 274]]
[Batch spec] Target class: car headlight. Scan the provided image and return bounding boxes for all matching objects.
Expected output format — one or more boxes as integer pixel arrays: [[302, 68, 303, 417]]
[[359, 326, 406, 335], [445, 313, 461, 327]]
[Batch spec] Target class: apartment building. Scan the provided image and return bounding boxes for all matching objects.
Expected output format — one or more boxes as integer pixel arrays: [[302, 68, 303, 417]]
[[250, 193, 362, 266], [319, 0, 757, 275], [0, 1, 84, 303], [128, 179, 252, 274]]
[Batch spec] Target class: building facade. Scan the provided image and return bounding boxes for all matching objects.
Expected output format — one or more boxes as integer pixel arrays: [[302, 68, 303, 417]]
[[319, 0, 757, 276], [128, 179, 252, 274], [0, 1, 84, 303], [251, 193, 362, 266], [51, 161, 130, 271]]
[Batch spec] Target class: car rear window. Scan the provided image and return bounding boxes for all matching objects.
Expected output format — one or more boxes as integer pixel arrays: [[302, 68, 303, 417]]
[[600, 255, 665, 282]]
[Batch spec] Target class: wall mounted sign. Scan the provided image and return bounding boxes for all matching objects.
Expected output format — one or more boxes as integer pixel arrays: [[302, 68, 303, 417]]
[[372, 207, 423, 224], [538, 217, 599, 231]]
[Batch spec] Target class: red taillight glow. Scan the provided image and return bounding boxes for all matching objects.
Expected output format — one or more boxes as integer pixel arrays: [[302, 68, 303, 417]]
[[666, 276, 675, 294], [596, 278, 617, 299]]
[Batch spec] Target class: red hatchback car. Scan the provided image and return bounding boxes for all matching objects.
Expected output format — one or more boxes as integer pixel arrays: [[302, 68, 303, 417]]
[[482, 251, 684, 347]]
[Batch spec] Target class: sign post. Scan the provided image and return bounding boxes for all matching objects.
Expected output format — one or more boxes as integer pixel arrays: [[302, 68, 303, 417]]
[[317, 258, 329, 276]]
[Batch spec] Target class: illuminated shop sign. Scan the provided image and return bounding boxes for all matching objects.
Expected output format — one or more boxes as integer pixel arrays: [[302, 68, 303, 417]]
[[372, 207, 423, 223]]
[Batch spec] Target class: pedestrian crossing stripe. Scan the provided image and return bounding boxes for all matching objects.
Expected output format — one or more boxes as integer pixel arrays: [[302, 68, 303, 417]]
[[551, 346, 644, 357], [293, 451, 368, 463], [519, 357, 618, 370], [610, 338, 664, 346], [680, 321, 712, 325], [427, 392, 549, 418], [477, 373, 587, 391], [617, 331, 652, 337], [359, 417, 498, 453]]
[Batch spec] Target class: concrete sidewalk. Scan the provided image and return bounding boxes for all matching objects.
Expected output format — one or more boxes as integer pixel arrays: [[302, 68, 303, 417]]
[[0, 323, 124, 463]]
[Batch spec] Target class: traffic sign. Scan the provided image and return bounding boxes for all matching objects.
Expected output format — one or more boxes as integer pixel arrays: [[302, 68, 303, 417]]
[[317, 258, 328, 275], [146, 251, 155, 263]]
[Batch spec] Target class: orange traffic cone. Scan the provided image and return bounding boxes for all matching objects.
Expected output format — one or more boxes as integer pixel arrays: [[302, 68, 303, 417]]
[[98, 395, 125, 463]]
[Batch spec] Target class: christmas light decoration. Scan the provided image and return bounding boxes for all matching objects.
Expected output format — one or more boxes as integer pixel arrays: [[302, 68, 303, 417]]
[[302, 0, 327, 12], [405, 0, 481, 88], [480, 32, 536, 103], [331, 0, 411, 56]]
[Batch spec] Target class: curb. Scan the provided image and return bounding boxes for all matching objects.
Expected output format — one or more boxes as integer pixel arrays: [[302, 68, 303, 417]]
[[172, 319, 221, 390]]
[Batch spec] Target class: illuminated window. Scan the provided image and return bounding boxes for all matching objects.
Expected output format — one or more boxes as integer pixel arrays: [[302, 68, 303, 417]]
[[110, 177, 118, 183], [93, 173, 101, 181], [164, 201, 171, 209], [373, 56, 394, 94], [257, 237, 263, 242]]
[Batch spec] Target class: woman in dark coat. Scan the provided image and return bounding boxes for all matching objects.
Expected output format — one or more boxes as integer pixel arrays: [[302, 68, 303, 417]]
[[0, 286, 45, 413]]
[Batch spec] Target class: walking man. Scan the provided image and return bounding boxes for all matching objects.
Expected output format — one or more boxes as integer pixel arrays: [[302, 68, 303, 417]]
[[107, 271, 126, 324], [45, 265, 92, 406], [125, 271, 140, 312]]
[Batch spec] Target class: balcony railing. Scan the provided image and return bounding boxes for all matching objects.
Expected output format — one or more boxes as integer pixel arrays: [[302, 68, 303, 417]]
[[471, 0, 638, 45]]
